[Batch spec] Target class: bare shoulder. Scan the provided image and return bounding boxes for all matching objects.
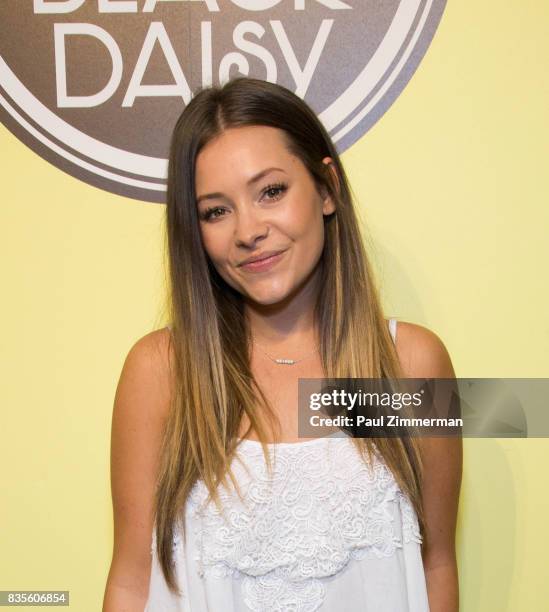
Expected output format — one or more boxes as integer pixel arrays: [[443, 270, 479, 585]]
[[393, 321, 462, 576], [393, 320, 456, 378], [104, 326, 174, 604], [126, 327, 175, 404], [131, 325, 174, 369], [112, 328, 174, 425]]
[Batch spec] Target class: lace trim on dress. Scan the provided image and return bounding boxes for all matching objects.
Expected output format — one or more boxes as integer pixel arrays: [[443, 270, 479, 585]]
[[176, 438, 422, 612]]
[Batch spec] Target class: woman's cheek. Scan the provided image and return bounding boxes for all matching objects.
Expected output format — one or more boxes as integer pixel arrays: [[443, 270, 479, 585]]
[[201, 230, 224, 262]]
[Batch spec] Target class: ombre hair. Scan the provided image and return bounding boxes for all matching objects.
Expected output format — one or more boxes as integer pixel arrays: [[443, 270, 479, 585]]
[[155, 77, 425, 594]]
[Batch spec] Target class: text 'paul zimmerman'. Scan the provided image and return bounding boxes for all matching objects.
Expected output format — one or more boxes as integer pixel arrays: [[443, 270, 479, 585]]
[[308, 389, 463, 428]]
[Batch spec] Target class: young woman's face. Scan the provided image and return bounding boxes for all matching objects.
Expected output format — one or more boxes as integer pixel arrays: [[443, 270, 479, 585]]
[[195, 125, 336, 306]]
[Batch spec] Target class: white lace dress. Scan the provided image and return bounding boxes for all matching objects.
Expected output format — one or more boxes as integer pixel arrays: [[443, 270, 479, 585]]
[[145, 319, 430, 612]]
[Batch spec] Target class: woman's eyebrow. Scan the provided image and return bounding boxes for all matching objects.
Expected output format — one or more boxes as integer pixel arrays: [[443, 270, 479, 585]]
[[196, 167, 286, 204]]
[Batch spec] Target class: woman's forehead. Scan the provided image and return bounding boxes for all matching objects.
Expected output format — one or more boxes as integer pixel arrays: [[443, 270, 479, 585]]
[[195, 127, 301, 187], [198, 125, 290, 162]]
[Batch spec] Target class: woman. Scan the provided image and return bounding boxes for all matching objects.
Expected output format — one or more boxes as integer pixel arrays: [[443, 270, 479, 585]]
[[103, 77, 462, 612]]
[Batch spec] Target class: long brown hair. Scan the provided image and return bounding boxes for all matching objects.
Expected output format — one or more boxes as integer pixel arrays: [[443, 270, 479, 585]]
[[155, 77, 425, 594]]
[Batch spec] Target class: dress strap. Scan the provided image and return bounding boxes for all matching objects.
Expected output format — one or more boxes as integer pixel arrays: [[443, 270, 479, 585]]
[[387, 318, 397, 344]]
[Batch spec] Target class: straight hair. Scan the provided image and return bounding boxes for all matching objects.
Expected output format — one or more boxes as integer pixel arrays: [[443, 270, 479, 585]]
[[155, 77, 425, 595]]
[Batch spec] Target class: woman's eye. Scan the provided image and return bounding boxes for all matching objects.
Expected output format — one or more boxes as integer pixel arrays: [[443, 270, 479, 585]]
[[201, 206, 226, 221], [200, 183, 287, 220], [262, 182, 288, 201]]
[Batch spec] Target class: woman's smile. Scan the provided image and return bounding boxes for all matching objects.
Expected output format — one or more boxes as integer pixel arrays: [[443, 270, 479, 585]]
[[238, 249, 288, 273]]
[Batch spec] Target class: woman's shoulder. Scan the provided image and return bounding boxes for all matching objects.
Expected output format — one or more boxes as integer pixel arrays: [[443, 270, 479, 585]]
[[389, 319, 455, 379], [124, 326, 175, 417], [130, 326, 174, 368]]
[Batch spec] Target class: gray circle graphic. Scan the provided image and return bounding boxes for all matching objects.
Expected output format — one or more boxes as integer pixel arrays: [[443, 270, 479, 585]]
[[0, 1, 446, 203]]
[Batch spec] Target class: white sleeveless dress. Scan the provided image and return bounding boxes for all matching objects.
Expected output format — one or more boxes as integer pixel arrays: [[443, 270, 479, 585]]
[[145, 318, 430, 611]]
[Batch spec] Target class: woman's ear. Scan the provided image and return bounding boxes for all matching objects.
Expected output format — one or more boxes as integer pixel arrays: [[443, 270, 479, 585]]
[[321, 156, 339, 215]]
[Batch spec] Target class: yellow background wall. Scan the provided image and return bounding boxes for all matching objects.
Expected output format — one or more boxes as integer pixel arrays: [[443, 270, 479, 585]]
[[1, 1, 547, 610]]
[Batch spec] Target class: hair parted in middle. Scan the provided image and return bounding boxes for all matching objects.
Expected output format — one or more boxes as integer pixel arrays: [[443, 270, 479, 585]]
[[153, 76, 425, 595]]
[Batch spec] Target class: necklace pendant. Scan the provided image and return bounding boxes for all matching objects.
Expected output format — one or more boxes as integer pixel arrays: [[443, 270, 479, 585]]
[[275, 358, 295, 365]]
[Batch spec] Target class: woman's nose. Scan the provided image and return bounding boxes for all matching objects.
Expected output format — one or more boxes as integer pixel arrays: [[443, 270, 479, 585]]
[[234, 206, 269, 247]]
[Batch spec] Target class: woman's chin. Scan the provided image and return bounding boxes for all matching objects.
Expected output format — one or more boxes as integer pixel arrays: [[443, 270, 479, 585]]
[[236, 275, 288, 302], [246, 291, 288, 306], [241, 282, 294, 307]]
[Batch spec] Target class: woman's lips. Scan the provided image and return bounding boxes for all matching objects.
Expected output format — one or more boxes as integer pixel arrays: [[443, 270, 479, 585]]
[[240, 250, 286, 272]]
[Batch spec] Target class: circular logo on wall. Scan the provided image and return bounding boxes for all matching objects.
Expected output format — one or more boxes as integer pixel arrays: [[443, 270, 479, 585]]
[[0, 0, 446, 203]]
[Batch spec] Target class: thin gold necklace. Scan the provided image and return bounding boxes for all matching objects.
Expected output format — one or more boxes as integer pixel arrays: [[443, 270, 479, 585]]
[[252, 339, 319, 365]]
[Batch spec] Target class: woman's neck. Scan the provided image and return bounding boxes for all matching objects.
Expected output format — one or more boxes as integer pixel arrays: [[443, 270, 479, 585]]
[[244, 263, 321, 349]]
